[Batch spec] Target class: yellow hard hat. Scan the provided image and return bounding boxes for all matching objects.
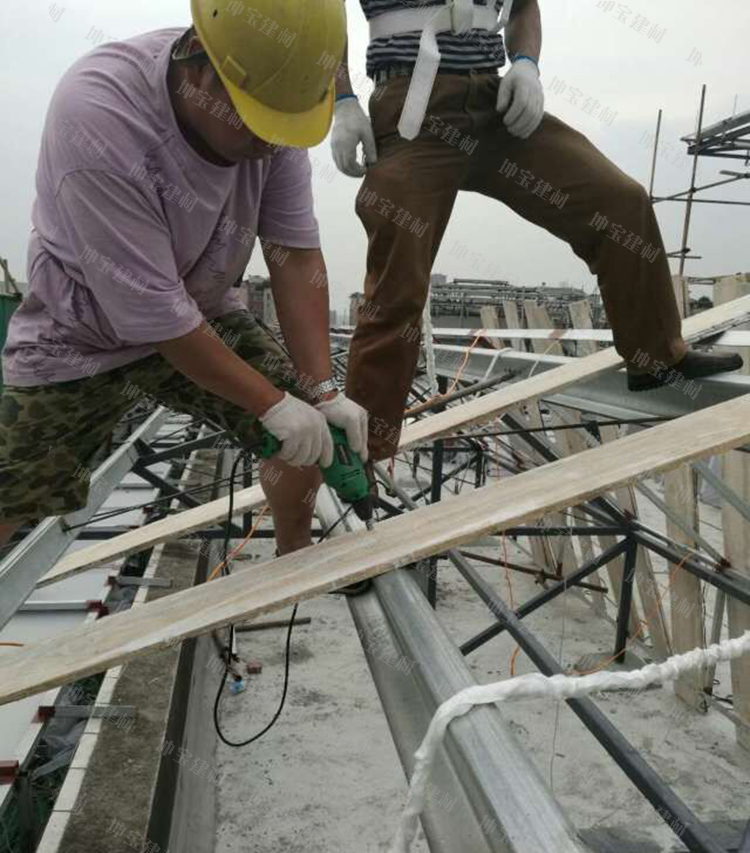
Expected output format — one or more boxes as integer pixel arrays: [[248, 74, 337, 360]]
[[191, 0, 346, 148]]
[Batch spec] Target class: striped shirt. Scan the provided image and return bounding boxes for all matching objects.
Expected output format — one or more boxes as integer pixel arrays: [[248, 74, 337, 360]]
[[361, 0, 507, 77]]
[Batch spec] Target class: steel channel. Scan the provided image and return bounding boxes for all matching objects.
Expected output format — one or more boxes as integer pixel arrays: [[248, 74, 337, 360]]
[[0, 408, 169, 632], [425, 344, 750, 422], [347, 586, 502, 853], [315, 490, 585, 853]]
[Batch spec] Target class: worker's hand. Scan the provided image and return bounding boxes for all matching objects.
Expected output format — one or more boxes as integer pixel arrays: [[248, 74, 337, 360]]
[[315, 394, 370, 462], [331, 97, 378, 178], [496, 59, 544, 139], [259, 393, 334, 468]]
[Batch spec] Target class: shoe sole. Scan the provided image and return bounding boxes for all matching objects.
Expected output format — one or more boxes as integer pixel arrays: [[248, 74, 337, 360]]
[[627, 358, 743, 393]]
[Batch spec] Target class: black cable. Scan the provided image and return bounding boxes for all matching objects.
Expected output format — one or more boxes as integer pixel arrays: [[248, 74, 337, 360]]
[[212, 449, 314, 748]]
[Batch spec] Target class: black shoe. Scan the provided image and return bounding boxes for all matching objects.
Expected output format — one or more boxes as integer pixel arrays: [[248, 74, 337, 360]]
[[627, 349, 743, 392], [327, 578, 373, 597]]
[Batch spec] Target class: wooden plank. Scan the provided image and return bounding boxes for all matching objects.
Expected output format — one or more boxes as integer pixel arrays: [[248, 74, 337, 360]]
[[715, 275, 750, 748], [399, 294, 750, 450], [665, 464, 707, 710], [42, 294, 750, 589], [40, 294, 750, 590], [2, 394, 750, 707], [38, 486, 266, 588], [523, 301, 565, 356], [672, 274, 690, 320], [568, 300, 598, 357], [495, 299, 554, 569], [479, 305, 506, 349], [552, 411, 607, 617], [502, 300, 523, 350]]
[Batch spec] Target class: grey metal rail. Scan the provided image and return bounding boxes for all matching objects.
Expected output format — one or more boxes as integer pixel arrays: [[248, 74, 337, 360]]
[[316, 489, 588, 853], [0, 408, 169, 631]]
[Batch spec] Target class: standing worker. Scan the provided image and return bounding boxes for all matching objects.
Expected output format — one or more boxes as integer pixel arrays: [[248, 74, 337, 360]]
[[0, 1, 368, 560], [332, 0, 742, 463]]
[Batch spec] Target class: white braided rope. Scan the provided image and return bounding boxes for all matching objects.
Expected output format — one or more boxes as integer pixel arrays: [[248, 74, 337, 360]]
[[389, 631, 750, 853]]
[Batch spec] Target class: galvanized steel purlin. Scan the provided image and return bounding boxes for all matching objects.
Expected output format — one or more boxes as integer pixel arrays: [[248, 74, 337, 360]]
[[0, 408, 169, 631]]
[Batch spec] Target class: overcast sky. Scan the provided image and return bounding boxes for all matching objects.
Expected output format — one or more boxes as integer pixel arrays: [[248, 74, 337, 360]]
[[1, 1, 748, 313]]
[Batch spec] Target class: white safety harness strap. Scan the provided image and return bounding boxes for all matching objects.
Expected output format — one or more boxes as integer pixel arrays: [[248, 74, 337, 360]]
[[369, 0, 513, 140]]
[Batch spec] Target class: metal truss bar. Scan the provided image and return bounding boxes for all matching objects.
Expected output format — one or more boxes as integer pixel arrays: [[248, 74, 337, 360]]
[[693, 458, 750, 526], [135, 431, 227, 465], [409, 454, 478, 504], [503, 526, 627, 537], [132, 464, 202, 510], [633, 480, 726, 566], [634, 532, 750, 607], [406, 370, 516, 417], [0, 409, 169, 632], [613, 538, 637, 663], [459, 539, 629, 656]]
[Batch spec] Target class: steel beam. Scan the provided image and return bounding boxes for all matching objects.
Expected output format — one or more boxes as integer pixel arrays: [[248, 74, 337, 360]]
[[0, 409, 169, 632], [316, 490, 585, 853]]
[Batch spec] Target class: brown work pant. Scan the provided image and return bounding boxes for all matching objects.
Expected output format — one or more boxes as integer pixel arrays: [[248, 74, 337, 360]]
[[345, 71, 687, 461]]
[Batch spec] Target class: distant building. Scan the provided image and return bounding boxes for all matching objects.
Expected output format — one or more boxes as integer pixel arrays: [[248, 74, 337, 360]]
[[243, 275, 277, 326]]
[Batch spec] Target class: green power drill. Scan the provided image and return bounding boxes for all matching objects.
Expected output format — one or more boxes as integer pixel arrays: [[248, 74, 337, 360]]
[[259, 424, 374, 529]]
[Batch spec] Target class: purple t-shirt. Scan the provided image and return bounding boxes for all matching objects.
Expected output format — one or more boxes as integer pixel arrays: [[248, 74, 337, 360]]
[[3, 28, 320, 386]]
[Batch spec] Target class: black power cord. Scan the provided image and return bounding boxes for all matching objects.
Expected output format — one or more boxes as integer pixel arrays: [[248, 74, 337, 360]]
[[211, 449, 301, 748]]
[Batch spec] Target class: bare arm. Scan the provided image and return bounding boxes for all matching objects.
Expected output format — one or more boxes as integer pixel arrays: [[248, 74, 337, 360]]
[[156, 322, 283, 415], [264, 244, 334, 391], [505, 0, 542, 61]]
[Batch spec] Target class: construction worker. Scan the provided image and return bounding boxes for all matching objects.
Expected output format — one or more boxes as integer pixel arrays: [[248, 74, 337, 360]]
[[332, 0, 742, 462], [0, 0, 369, 559]]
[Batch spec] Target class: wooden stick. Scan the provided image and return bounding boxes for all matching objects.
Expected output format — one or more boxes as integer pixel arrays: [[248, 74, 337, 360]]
[[37, 293, 750, 588], [2, 393, 750, 706], [716, 275, 750, 747], [38, 486, 266, 587]]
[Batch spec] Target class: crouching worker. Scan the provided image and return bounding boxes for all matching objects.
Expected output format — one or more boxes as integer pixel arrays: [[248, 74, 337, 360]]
[[0, 0, 368, 564]]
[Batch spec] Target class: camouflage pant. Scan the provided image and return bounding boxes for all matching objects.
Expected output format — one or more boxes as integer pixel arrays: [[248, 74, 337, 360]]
[[0, 311, 310, 523]]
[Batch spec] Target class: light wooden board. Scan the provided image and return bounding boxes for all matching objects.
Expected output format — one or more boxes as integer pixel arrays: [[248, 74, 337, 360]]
[[598, 424, 671, 660], [503, 300, 523, 350], [479, 305, 506, 349], [568, 301, 598, 357], [2, 393, 750, 706], [716, 276, 750, 748], [398, 294, 750, 450], [38, 294, 750, 590], [665, 464, 707, 710], [38, 486, 266, 587], [524, 301, 565, 356]]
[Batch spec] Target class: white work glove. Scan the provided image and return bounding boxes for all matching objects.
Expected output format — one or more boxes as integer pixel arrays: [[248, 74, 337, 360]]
[[315, 393, 370, 462], [259, 393, 334, 468], [496, 59, 545, 140], [331, 97, 378, 178]]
